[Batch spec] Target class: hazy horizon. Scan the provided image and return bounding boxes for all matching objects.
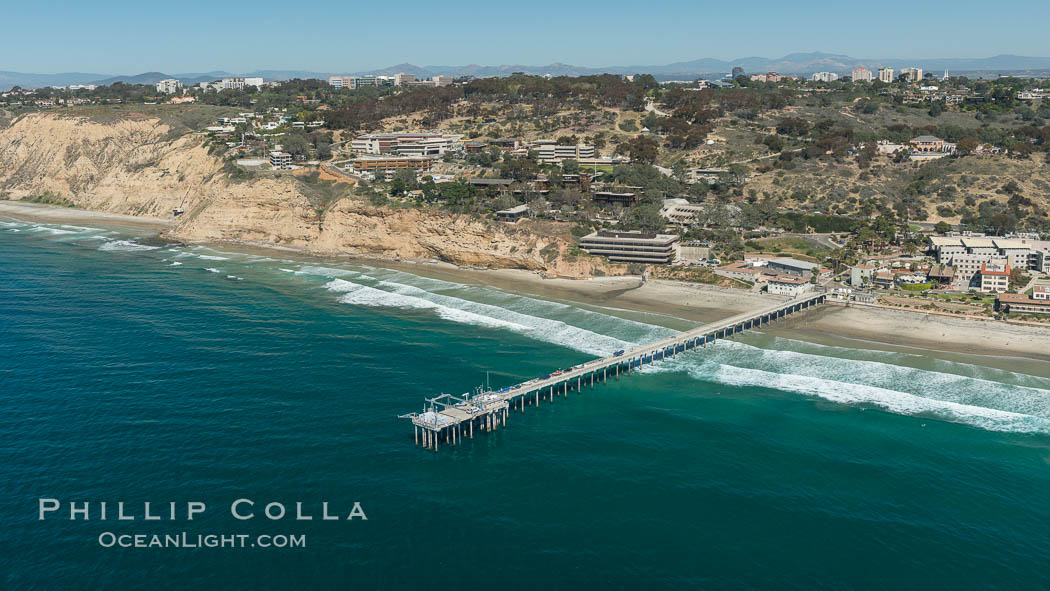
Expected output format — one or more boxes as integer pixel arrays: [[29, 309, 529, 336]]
[[3, 0, 1049, 74]]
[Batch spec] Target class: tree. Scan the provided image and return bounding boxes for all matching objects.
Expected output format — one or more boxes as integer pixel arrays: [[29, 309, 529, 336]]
[[956, 137, 980, 155], [1009, 266, 1027, 287], [617, 136, 659, 164], [775, 116, 810, 136], [934, 221, 951, 234], [622, 204, 665, 233], [281, 133, 310, 157]]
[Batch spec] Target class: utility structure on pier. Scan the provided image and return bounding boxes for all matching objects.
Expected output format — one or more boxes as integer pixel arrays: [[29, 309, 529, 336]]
[[400, 292, 828, 451]]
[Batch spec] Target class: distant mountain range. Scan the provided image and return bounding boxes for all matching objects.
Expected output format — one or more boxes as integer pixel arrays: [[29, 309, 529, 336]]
[[0, 69, 330, 91], [6, 53, 1050, 90]]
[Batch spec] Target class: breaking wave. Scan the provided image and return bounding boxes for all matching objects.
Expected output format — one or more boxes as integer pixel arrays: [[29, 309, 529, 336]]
[[708, 363, 1050, 433], [321, 273, 1050, 434], [98, 240, 160, 252], [322, 278, 667, 355], [9, 215, 1050, 435]]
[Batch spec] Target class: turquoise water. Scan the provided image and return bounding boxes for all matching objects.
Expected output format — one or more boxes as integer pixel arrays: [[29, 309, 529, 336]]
[[3, 217, 1050, 589]]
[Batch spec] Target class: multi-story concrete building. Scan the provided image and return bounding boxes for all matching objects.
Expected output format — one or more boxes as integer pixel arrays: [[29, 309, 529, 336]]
[[328, 75, 394, 89], [979, 261, 1010, 293], [947, 254, 997, 288], [811, 72, 839, 83], [394, 73, 416, 86], [155, 79, 183, 94], [877, 67, 895, 83], [351, 133, 460, 156], [328, 76, 353, 88], [851, 67, 873, 82], [850, 264, 876, 287], [269, 151, 293, 170], [579, 231, 680, 264], [532, 142, 595, 163], [1033, 285, 1050, 301], [349, 155, 434, 174], [767, 275, 811, 297], [901, 67, 923, 82], [930, 235, 1050, 289], [768, 257, 825, 279], [221, 77, 264, 91]]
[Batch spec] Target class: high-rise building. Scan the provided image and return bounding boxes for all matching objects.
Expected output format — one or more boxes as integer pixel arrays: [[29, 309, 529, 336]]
[[901, 67, 923, 82], [877, 67, 895, 83], [851, 67, 873, 82], [811, 72, 839, 83], [731, 66, 744, 79], [155, 79, 183, 94]]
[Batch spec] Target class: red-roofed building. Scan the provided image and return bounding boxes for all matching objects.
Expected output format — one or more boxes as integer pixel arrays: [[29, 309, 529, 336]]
[[979, 261, 1010, 293]]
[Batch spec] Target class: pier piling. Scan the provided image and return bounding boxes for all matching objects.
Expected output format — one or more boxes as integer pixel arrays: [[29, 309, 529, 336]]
[[400, 293, 827, 451]]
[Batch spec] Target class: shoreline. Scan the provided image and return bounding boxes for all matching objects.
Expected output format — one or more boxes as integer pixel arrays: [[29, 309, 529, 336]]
[[0, 200, 172, 231], [4, 202, 1049, 368], [187, 237, 1050, 368]]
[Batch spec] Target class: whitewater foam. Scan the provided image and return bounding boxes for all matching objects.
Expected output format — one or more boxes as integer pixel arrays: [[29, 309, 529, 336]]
[[706, 363, 1050, 433], [98, 240, 160, 252]]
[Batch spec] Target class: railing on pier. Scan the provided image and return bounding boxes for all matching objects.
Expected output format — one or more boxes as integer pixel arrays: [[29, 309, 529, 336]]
[[400, 292, 828, 451]]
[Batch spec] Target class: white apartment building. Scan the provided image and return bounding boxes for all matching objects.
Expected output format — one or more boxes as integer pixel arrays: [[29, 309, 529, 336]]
[[811, 72, 839, 83], [221, 77, 264, 90], [877, 67, 895, 83], [156, 79, 183, 94], [851, 67, 873, 82]]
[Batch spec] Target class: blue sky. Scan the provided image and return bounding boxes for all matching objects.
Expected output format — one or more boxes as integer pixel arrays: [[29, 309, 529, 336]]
[[4, 0, 1049, 73]]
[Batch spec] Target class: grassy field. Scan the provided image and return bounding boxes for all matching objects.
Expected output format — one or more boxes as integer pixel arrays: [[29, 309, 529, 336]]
[[744, 236, 831, 261]]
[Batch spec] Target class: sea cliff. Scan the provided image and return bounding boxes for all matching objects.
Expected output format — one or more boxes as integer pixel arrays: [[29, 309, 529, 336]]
[[0, 112, 615, 277]]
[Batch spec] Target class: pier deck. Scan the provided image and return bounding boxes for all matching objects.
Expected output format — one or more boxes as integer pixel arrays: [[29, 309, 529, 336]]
[[401, 292, 828, 451]]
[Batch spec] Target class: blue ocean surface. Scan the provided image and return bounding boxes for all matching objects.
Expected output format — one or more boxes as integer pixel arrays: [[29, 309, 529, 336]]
[[3, 217, 1050, 589]]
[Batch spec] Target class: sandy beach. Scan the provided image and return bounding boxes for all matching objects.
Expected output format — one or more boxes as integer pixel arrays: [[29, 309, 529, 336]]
[[3, 201, 1048, 368], [0, 201, 172, 230]]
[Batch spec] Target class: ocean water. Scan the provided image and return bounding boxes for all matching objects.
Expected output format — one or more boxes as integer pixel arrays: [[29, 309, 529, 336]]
[[3, 217, 1050, 589]]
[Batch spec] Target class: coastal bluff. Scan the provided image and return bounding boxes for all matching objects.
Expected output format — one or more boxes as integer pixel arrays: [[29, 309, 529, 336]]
[[0, 112, 611, 276]]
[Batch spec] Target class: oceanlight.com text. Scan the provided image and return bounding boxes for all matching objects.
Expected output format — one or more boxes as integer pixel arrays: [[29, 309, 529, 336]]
[[98, 532, 306, 549]]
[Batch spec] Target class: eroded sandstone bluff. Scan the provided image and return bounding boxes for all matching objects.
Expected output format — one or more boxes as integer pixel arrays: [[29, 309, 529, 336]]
[[0, 113, 616, 276]]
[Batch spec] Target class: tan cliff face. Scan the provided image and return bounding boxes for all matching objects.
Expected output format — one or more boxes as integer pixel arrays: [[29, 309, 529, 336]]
[[0, 112, 620, 276]]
